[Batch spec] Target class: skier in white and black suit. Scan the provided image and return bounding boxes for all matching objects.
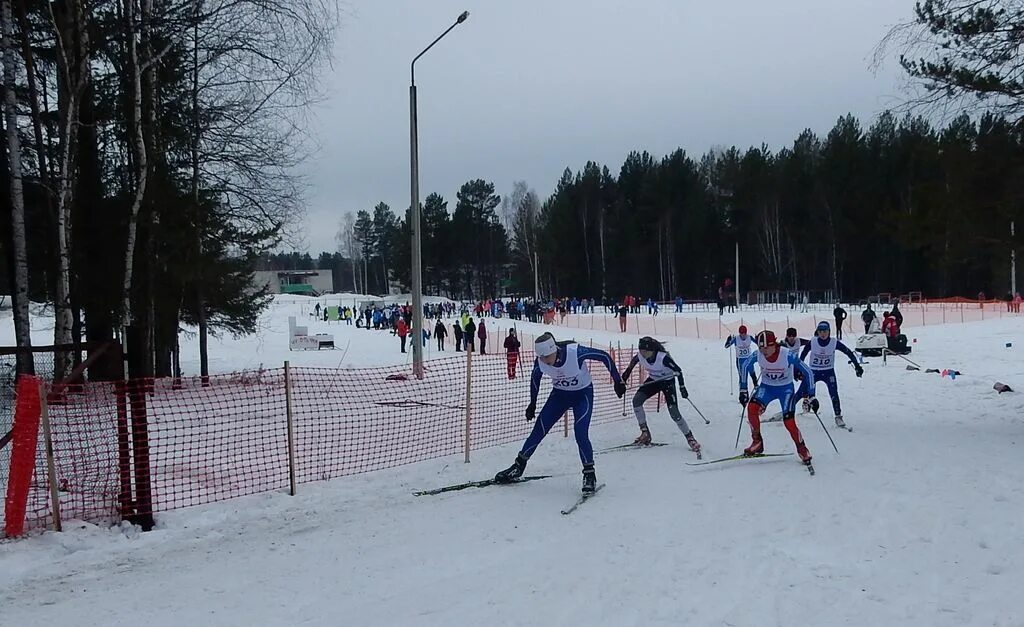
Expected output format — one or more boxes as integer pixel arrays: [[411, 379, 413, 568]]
[[621, 337, 701, 454]]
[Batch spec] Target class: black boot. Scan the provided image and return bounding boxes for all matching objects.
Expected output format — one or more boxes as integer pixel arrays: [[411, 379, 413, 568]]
[[582, 464, 597, 493], [494, 454, 527, 483]]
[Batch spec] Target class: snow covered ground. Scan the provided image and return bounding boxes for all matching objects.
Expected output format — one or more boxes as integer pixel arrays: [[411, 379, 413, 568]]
[[1, 298, 1023, 626]]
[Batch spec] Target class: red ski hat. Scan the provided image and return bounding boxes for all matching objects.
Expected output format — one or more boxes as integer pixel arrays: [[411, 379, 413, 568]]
[[756, 330, 777, 348], [738, 325, 748, 334]]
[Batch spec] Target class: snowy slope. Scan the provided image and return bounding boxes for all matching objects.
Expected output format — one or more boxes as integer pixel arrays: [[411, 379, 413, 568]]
[[1, 305, 1023, 626]]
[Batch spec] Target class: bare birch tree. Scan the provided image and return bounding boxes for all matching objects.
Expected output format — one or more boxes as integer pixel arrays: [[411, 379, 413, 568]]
[[1, 0, 31, 373]]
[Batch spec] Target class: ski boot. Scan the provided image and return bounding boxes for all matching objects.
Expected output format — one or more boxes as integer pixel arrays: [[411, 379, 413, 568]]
[[834, 414, 847, 429], [634, 426, 652, 446], [582, 464, 597, 493], [743, 432, 764, 456], [494, 454, 527, 484], [685, 432, 701, 453], [796, 441, 812, 464]]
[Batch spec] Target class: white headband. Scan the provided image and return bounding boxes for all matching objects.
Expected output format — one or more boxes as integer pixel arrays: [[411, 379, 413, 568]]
[[535, 337, 558, 357]]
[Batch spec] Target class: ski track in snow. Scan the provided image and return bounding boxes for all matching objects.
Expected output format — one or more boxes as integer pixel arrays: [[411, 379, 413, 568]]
[[1, 298, 1022, 626]]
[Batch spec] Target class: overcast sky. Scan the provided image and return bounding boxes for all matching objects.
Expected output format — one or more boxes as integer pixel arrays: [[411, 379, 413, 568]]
[[298, 0, 915, 253]]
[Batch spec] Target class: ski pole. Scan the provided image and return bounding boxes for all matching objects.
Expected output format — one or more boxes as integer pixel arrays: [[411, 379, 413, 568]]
[[728, 346, 734, 396], [686, 398, 711, 425], [734, 402, 746, 450], [812, 409, 839, 454]]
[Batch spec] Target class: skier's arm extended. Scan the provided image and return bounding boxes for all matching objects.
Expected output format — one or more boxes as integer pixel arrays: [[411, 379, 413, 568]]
[[620, 355, 640, 383], [577, 346, 623, 384], [529, 359, 542, 406]]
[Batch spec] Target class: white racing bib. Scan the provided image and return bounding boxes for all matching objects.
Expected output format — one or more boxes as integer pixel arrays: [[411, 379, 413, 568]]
[[538, 343, 593, 391], [807, 337, 837, 371], [734, 335, 754, 359], [757, 347, 794, 387], [641, 352, 676, 382]]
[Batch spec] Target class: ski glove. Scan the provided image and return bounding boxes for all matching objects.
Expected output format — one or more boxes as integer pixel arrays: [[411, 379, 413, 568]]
[[677, 378, 688, 399], [614, 382, 627, 398], [854, 364, 864, 378], [525, 403, 536, 421], [739, 390, 748, 405], [809, 397, 820, 413]]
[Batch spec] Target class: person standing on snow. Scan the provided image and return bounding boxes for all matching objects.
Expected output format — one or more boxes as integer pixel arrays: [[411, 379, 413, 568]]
[[620, 336, 701, 456], [464, 317, 477, 353], [434, 319, 447, 351], [396, 317, 409, 353], [452, 321, 464, 352], [725, 325, 759, 400], [799, 321, 863, 430], [494, 333, 626, 493], [504, 329, 521, 379], [738, 330, 817, 469], [861, 304, 876, 334], [833, 304, 847, 340], [477, 319, 488, 354]]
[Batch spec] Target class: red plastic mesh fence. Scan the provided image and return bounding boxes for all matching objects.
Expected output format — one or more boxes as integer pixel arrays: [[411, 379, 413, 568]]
[[14, 347, 653, 533]]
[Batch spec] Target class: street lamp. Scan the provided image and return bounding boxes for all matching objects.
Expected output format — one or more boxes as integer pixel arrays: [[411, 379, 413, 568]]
[[410, 10, 469, 379]]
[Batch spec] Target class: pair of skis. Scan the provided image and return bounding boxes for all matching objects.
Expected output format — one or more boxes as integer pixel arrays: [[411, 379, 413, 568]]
[[414, 474, 605, 515], [599, 440, 702, 460], [687, 452, 815, 475]]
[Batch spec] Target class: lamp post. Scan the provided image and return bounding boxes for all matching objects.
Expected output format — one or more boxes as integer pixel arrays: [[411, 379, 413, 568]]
[[410, 10, 469, 379]]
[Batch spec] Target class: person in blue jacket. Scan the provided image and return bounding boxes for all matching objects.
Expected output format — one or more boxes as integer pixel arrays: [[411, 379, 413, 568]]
[[494, 332, 626, 493], [739, 330, 816, 466], [799, 321, 863, 429]]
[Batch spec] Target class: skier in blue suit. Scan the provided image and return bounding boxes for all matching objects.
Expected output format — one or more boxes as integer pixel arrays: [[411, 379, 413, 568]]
[[495, 332, 626, 493], [799, 321, 863, 429]]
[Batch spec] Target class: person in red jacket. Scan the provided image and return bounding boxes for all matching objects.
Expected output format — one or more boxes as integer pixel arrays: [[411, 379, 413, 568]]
[[881, 311, 899, 351], [396, 318, 409, 353], [504, 329, 521, 379], [477, 319, 488, 354]]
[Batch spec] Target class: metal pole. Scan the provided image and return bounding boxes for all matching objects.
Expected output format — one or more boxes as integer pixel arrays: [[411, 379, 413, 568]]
[[735, 242, 739, 311], [534, 251, 539, 303], [410, 84, 424, 379], [409, 11, 469, 380], [1012, 221, 1016, 295]]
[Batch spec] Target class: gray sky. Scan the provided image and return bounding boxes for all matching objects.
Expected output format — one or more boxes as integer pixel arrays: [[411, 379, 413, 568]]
[[300, 0, 914, 253]]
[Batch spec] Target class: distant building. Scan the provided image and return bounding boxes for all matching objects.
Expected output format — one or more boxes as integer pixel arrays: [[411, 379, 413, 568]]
[[253, 270, 333, 296]]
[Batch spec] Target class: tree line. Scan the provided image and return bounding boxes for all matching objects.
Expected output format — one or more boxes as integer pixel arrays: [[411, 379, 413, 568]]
[[320, 111, 1022, 305], [0, 0, 338, 377]]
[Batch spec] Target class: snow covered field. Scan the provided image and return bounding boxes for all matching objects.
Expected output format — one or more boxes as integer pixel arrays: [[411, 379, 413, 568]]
[[2, 298, 1023, 626]]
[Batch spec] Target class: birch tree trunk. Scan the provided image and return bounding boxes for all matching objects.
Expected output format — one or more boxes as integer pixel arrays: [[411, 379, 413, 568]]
[[1, 0, 32, 374], [49, 0, 88, 378], [121, 0, 148, 333]]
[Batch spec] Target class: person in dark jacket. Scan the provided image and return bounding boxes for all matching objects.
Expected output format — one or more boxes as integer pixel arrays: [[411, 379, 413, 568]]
[[434, 319, 447, 351], [891, 301, 904, 328], [861, 304, 876, 334], [833, 304, 847, 340], [464, 318, 477, 353], [452, 321, 463, 352], [477, 319, 488, 354], [504, 329, 521, 379]]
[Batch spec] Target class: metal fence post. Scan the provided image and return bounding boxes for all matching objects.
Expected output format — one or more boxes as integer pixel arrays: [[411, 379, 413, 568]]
[[284, 361, 297, 496]]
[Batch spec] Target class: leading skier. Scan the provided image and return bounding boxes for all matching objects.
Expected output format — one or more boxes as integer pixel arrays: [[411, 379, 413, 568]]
[[739, 330, 817, 467]]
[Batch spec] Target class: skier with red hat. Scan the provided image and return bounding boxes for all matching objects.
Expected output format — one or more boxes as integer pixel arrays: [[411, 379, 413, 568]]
[[738, 330, 817, 471], [725, 325, 758, 403]]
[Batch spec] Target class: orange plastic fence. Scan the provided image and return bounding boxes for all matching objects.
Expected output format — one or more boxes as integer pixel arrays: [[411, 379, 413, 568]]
[[10, 347, 648, 533]]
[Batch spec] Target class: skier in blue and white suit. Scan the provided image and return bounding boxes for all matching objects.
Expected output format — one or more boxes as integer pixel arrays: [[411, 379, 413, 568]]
[[739, 330, 816, 464], [494, 332, 626, 493], [725, 325, 758, 403], [799, 321, 863, 429]]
